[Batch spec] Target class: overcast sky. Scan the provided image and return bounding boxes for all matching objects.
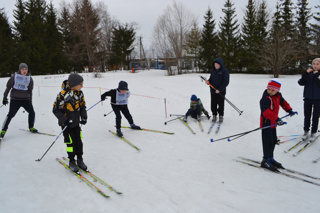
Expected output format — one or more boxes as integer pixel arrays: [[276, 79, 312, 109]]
[[1, 0, 319, 48]]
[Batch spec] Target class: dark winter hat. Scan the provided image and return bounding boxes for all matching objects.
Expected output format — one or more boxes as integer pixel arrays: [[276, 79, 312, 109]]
[[267, 78, 281, 92], [19, 63, 28, 71], [68, 73, 84, 88], [191, 94, 197, 101], [118, 81, 128, 90]]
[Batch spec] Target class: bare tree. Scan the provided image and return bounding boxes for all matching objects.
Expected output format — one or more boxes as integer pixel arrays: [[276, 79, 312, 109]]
[[153, 1, 196, 75], [96, 2, 118, 72], [70, 0, 100, 72], [260, 30, 298, 77]]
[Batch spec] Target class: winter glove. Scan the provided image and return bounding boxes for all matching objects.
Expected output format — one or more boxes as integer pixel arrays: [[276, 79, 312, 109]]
[[101, 94, 106, 101], [287, 109, 297, 117], [2, 98, 8, 105], [276, 118, 285, 126], [80, 119, 87, 125], [64, 119, 73, 127]]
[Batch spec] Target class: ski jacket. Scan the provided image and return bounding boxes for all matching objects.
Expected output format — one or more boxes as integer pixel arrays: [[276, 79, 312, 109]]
[[3, 71, 33, 101], [208, 58, 229, 94], [260, 89, 292, 128], [53, 82, 87, 128], [298, 71, 320, 100], [101, 89, 131, 105], [189, 98, 208, 114]]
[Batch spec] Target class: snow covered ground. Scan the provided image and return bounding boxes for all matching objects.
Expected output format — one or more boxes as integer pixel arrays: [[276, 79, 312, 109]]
[[0, 70, 319, 213]]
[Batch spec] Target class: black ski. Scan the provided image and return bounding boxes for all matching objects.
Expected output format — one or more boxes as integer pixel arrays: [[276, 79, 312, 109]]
[[238, 157, 320, 180], [235, 159, 320, 187]]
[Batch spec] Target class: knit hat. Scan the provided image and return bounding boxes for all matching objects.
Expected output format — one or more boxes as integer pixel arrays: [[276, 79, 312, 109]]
[[312, 58, 320, 64], [191, 94, 198, 101], [19, 63, 28, 71], [118, 81, 128, 90], [68, 73, 84, 88], [267, 78, 281, 92]]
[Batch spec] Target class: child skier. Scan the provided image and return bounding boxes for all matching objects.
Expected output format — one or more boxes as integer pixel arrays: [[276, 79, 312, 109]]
[[260, 78, 295, 172], [298, 58, 320, 141], [1, 63, 37, 139], [53, 73, 88, 173], [101, 80, 141, 137], [183, 94, 210, 122]]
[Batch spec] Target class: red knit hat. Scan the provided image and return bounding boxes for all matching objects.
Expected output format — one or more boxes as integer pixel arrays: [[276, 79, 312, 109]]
[[267, 78, 281, 92]]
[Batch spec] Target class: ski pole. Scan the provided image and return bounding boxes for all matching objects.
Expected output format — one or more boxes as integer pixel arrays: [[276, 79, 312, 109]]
[[104, 110, 113, 117], [87, 100, 102, 111], [170, 114, 184, 117], [0, 104, 4, 109], [211, 114, 292, 142], [35, 126, 67, 161], [164, 116, 183, 125], [200, 76, 243, 116]]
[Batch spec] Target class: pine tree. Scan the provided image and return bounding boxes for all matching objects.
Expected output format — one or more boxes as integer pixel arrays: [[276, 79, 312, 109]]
[[45, 3, 65, 74], [241, 0, 257, 73], [110, 23, 136, 70], [279, 0, 296, 40], [23, 0, 48, 75], [218, 0, 241, 71], [198, 7, 218, 72], [310, 3, 320, 55], [295, 0, 312, 68], [0, 9, 14, 76]]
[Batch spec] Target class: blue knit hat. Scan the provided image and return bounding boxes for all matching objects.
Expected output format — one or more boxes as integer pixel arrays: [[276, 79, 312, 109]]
[[191, 94, 197, 101]]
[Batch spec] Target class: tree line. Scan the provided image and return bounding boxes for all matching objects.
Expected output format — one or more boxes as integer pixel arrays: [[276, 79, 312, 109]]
[[0, 0, 319, 77]]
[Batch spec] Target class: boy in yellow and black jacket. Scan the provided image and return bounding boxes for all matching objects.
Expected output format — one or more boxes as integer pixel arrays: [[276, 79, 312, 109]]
[[53, 74, 87, 173]]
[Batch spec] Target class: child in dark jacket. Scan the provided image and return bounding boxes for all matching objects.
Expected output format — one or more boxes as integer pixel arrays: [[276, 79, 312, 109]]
[[53, 74, 88, 173], [101, 81, 140, 137], [205, 58, 229, 123], [1, 63, 37, 139], [183, 95, 210, 122], [260, 78, 295, 172], [298, 58, 320, 141]]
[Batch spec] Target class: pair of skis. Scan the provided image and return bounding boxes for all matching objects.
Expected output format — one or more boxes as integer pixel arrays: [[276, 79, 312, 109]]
[[235, 157, 320, 187], [109, 126, 175, 150], [284, 135, 320, 156], [57, 157, 122, 199], [178, 117, 204, 134], [207, 121, 222, 134]]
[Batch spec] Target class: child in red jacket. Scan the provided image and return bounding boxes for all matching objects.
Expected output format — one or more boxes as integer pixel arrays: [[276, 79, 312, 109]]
[[260, 78, 296, 172]]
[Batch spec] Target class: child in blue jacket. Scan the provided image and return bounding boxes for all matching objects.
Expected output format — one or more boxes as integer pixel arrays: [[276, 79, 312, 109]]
[[298, 58, 320, 141]]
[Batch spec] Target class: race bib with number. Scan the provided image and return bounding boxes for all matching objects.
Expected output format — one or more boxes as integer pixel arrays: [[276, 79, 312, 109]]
[[13, 74, 31, 91], [116, 90, 130, 105]]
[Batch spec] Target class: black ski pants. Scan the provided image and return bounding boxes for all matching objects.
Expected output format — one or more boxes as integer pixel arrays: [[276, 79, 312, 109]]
[[185, 105, 201, 119], [303, 98, 320, 134], [63, 125, 83, 160], [210, 93, 225, 116], [261, 127, 277, 159], [2, 100, 35, 131], [112, 104, 134, 130]]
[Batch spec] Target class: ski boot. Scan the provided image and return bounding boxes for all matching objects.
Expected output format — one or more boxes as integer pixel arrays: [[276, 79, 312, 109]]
[[0, 130, 6, 138], [131, 124, 141, 130], [212, 115, 216, 122], [77, 159, 88, 171], [218, 116, 224, 123], [261, 158, 279, 172], [271, 158, 285, 169], [29, 127, 38, 133], [69, 160, 79, 173], [116, 129, 123, 137], [301, 131, 309, 140]]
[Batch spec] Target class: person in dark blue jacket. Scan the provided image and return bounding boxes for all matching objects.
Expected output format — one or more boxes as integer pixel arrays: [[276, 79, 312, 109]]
[[298, 58, 320, 141], [205, 58, 229, 123]]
